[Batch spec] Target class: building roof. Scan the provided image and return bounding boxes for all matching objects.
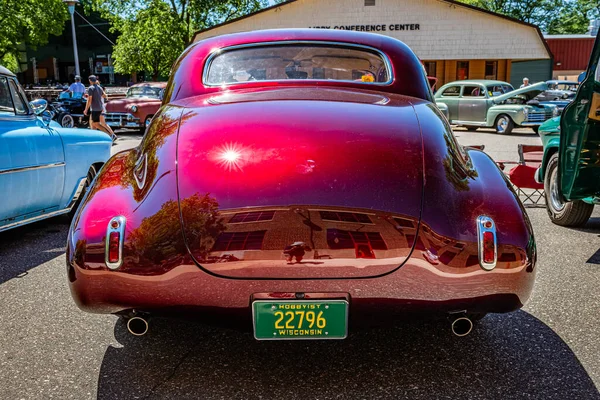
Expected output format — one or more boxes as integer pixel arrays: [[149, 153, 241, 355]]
[[544, 34, 596, 39], [192, 0, 552, 59], [0, 66, 16, 77]]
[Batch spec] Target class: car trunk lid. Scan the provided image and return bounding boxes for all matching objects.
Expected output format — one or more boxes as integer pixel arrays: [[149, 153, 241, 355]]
[[176, 88, 424, 279]]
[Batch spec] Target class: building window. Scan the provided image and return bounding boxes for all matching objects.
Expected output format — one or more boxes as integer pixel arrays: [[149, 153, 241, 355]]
[[320, 211, 372, 224], [393, 217, 415, 228], [485, 61, 498, 80], [313, 67, 325, 79], [228, 211, 275, 223], [213, 231, 266, 251], [365, 0, 375, 5], [456, 61, 469, 80], [327, 229, 387, 250], [424, 61, 436, 77]]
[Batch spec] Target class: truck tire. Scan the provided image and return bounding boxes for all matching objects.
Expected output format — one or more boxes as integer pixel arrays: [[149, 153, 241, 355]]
[[544, 153, 594, 227]]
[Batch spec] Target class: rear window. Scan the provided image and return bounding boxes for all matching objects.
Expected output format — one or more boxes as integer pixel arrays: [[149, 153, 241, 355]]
[[441, 86, 460, 96], [205, 44, 391, 86]]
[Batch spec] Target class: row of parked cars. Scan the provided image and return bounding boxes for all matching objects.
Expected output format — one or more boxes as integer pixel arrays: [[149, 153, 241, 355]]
[[434, 79, 578, 135], [50, 82, 166, 132], [1, 28, 597, 340]]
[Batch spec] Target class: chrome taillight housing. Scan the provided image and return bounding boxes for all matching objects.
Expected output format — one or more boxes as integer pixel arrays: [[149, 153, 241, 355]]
[[477, 216, 497, 271], [105, 216, 126, 270]]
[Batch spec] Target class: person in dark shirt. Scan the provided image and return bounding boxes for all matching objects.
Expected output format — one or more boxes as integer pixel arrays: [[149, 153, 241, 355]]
[[83, 75, 114, 140]]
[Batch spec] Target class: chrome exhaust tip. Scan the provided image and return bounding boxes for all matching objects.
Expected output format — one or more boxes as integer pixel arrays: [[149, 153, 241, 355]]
[[451, 316, 473, 337], [127, 316, 149, 336]]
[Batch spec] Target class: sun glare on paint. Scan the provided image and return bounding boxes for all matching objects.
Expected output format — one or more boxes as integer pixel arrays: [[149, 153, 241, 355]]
[[212, 142, 246, 171]]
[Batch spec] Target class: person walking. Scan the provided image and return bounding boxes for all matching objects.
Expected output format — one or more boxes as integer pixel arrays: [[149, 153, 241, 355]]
[[83, 75, 115, 141], [68, 75, 86, 98], [97, 78, 116, 142], [520, 77, 531, 88]]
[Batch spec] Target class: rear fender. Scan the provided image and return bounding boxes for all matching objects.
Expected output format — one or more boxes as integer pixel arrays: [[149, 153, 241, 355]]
[[67, 105, 186, 286], [413, 102, 536, 281]]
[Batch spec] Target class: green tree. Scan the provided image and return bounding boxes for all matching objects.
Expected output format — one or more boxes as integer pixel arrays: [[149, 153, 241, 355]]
[[547, 0, 600, 34], [111, 0, 186, 81], [457, 0, 564, 32], [0, 0, 69, 71]]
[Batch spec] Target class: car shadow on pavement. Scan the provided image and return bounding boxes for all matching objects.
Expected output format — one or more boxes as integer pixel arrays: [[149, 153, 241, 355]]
[[96, 311, 599, 400], [0, 218, 69, 284]]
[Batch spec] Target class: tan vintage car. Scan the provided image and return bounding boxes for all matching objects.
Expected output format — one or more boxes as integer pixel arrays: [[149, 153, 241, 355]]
[[104, 82, 166, 131]]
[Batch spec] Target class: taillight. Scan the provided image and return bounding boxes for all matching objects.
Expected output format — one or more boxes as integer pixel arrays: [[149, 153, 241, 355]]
[[105, 216, 126, 270], [477, 216, 497, 271]]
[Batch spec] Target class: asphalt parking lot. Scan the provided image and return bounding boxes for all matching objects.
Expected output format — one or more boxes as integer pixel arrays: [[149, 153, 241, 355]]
[[0, 128, 598, 399]]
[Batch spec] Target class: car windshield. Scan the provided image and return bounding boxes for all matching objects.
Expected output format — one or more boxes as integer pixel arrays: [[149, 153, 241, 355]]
[[548, 82, 579, 91], [487, 84, 514, 97], [127, 87, 162, 98], [205, 44, 391, 85]]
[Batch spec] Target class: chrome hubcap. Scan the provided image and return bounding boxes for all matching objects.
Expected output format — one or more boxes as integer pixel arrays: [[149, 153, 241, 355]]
[[62, 115, 74, 128], [497, 117, 508, 132], [549, 165, 565, 211], [145, 118, 152, 127]]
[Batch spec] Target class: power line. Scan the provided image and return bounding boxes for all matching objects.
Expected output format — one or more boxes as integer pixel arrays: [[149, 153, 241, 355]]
[[74, 10, 116, 46]]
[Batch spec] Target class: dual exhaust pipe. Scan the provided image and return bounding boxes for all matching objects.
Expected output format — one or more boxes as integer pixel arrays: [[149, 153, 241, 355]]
[[124, 313, 474, 337]]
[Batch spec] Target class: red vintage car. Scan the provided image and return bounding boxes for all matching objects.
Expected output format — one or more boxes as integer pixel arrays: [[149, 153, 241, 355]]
[[67, 29, 536, 339], [104, 82, 166, 131]]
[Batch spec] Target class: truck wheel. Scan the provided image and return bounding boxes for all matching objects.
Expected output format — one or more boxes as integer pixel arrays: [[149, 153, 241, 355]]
[[544, 153, 593, 227], [59, 113, 75, 128], [495, 114, 514, 134]]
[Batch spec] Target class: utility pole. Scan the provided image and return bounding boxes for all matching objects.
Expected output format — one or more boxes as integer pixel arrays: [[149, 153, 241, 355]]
[[64, 0, 81, 76]]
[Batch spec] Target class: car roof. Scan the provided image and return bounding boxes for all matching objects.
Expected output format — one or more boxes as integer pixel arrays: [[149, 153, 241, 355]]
[[167, 28, 432, 103], [0, 65, 16, 77], [444, 80, 511, 86], [130, 82, 167, 88]]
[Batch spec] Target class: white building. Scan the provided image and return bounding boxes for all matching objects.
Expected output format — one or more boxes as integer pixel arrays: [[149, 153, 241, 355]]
[[193, 0, 552, 87]]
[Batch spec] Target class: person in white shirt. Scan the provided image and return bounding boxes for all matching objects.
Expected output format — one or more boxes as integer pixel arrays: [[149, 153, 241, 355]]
[[68, 75, 86, 98], [520, 77, 531, 88]]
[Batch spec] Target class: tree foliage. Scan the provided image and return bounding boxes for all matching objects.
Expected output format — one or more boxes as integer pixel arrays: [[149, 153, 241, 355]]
[[0, 0, 69, 71], [91, 0, 272, 79], [458, 0, 600, 34], [111, 0, 186, 80], [546, 0, 600, 34]]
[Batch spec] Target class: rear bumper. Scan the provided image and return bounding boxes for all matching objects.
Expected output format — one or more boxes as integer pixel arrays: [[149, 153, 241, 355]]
[[68, 257, 536, 317]]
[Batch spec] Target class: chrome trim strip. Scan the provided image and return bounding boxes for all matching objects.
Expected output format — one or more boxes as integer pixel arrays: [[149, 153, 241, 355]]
[[0, 208, 69, 233], [520, 122, 544, 126], [202, 41, 394, 88], [0, 162, 65, 175], [133, 153, 148, 189], [477, 216, 497, 271], [452, 120, 488, 127], [105, 216, 126, 270]]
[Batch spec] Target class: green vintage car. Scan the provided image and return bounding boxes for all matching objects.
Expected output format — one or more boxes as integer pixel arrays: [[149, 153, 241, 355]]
[[435, 80, 559, 134], [536, 31, 600, 227]]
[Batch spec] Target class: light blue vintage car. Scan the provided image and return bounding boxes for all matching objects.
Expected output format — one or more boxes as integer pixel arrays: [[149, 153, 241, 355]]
[[0, 66, 112, 232]]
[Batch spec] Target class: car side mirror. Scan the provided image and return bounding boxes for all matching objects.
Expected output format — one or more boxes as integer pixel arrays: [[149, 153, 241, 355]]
[[41, 110, 53, 126], [30, 99, 48, 115]]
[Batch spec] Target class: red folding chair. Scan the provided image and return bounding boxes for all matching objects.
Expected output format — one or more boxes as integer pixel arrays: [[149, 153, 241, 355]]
[[500, 145, 545, 206]]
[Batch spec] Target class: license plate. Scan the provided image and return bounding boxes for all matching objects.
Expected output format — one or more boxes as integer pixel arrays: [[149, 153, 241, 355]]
[[252, 300, 348, 340]]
